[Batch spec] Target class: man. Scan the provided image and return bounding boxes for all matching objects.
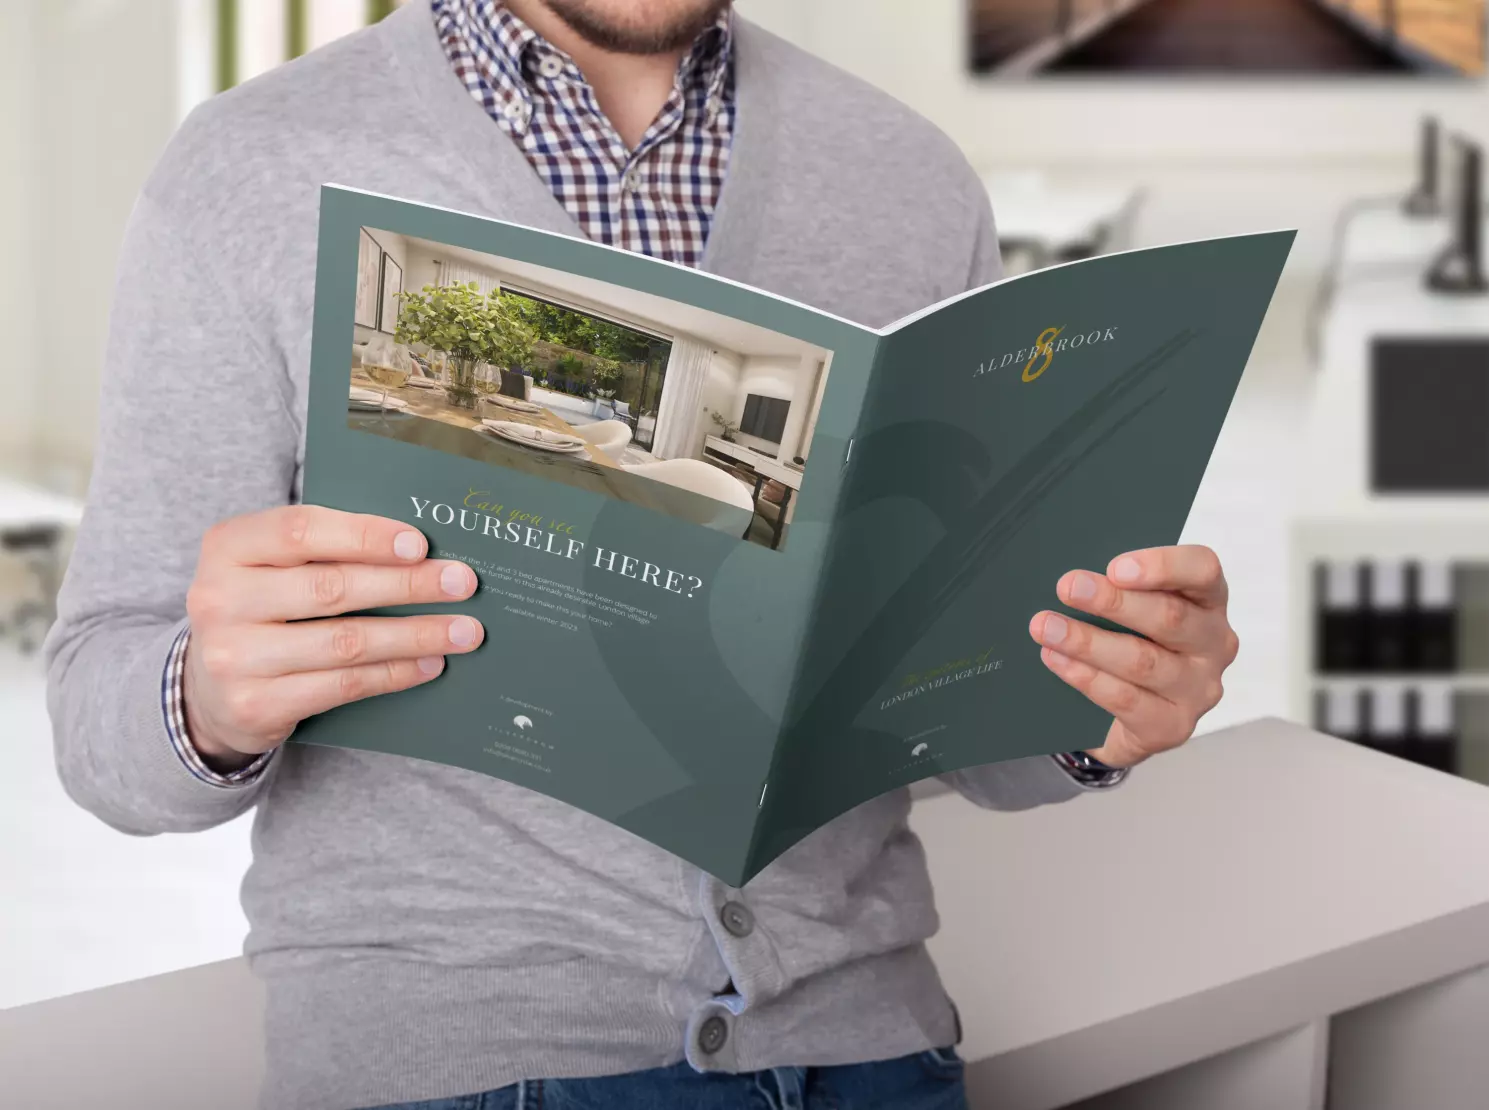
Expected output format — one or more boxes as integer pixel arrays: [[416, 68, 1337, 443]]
[[45, 2, 1239, 1108]]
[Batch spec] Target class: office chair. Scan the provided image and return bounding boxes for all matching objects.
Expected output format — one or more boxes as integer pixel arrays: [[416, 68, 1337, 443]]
[[2, 524, 64, 654]]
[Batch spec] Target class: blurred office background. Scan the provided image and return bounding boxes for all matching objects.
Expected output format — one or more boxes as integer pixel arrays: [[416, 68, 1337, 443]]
[[2, 0, 1487, 1024]]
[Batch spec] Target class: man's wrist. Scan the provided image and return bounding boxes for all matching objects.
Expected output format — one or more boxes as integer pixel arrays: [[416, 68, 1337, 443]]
[[164, 626, 273, 787], [187, 717, 260, 774]]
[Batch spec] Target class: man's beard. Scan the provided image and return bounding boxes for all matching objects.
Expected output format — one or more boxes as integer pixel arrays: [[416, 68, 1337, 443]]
[[539, 0, 731, 54]]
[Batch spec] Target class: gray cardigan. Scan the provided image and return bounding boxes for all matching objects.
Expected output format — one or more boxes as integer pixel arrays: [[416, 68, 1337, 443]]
[[45, 5, 1085, 1107]]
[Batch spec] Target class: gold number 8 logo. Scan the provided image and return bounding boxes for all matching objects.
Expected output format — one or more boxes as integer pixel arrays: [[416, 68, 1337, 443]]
[[1022, 326, 1063, 382]]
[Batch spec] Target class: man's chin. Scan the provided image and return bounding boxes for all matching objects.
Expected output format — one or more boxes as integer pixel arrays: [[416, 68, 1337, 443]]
[[541, 0, 731, 55]]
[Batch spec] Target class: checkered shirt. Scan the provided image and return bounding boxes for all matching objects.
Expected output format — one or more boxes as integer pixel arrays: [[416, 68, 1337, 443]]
[[431, 0, 734, 266]]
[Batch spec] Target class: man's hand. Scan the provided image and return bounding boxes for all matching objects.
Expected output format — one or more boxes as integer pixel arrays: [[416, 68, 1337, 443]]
[[182, 505, 484, 771], [1027, 545, 1238, 770]]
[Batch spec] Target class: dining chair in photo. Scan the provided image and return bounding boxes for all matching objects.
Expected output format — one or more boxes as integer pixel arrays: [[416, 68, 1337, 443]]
[[575, 419, 633, 461]]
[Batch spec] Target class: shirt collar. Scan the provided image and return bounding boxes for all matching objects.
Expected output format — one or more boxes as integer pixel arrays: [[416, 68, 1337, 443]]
[[450, 0, 733, 104]]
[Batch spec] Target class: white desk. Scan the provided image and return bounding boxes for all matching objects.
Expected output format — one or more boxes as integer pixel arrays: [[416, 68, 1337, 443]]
[[917, 717, 1489, 1109], [0, 476, 85, 650], [6, 719, 1489, 1110], [984, 175, 1140, 266], [0, 477, 84, 530]]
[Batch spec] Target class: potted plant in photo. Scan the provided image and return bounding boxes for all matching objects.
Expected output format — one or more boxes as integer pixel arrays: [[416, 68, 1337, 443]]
[[395, 282, 533, 409], [709, 409, 740, 442], [591, 360, 622, 417]]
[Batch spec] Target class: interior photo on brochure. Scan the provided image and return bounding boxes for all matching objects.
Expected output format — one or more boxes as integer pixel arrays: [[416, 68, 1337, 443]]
[[298, 184, 1294, 884]]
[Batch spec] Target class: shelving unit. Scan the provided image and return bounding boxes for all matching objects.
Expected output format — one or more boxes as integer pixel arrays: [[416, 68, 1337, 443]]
[[1291, 201, 1489, 786], [1286, 518, 1489, 780]]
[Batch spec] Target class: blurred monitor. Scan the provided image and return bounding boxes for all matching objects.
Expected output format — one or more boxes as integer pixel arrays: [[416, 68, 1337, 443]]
[[1403, 117, 1440, 217], [1425, 133, 1486, 294]]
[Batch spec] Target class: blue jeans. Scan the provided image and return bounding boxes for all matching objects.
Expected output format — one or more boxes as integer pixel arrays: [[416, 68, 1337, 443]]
[[368, 1049, 968, 1110]]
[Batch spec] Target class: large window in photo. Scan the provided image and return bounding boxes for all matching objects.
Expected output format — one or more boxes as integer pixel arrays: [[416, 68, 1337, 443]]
[[348, 229, 833, 552], [500, 290, 674, 453]]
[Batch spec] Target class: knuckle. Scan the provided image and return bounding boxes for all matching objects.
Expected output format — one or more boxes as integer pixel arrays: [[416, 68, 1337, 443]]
[[1197, 547, 1223, 584], [1223, 628, 1241, 664], [329, 622, 366, 664], [336, 666, 367, 703], [1204, 678, 1225, 709], [310, 565, 348, 608], [1158, 595, 1189, 635], [185, 582, 223, 624], [1130, 641, 1162, 681], [1108, 681, 1141, 716], [200, 520, 229, 557], [413, 619, 443, 654], [197, 639, 236, 682], [280, 506, 317, 552], [222, 685, 264, 732]]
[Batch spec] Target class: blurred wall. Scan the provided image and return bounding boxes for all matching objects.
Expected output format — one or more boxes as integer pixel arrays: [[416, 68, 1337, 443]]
[[738, 0, 1487, 281], [0, 0, 179, 487], [4, 0, 1485, 483], [742, 0, 1489, 161], [0, 1, 41, 472]]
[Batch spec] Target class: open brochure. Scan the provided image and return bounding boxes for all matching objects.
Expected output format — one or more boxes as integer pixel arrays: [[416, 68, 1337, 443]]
[[300, 184, 1293, 884]]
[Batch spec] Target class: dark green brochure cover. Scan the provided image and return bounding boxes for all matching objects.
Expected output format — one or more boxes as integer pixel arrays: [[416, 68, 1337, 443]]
[[300, 184, 1293, 884]]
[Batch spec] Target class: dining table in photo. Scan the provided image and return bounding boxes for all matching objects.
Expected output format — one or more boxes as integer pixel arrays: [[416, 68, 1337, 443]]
[[346, 370, 754, 540]]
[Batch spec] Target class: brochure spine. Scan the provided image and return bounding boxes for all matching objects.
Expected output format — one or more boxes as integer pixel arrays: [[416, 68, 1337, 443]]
[[739, 337, 892, 882]]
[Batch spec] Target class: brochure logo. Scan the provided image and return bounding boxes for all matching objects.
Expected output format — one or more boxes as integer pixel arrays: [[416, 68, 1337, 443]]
[[513, 715, 534, 731], [1022, 326, 1064, 382], [911, 742, 930, 756], [974, 325, 1118, 383]]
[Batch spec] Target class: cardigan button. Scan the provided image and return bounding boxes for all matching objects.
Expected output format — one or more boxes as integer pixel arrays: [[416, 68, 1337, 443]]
[[720, 901, 755, 938], [697, 1014, 729, 1055]]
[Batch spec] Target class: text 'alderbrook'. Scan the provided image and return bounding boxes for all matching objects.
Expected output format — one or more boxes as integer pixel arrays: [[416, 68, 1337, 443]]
[[973, 325, 1119, 383]]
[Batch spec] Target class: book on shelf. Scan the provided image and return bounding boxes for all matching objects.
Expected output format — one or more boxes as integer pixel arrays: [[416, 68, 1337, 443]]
[[1368, 562, 1412, 674], [1316, 561, 1367, 674], [1409, 686, 1459, 774], [297, 184, 1293, 884], [1314, 559, 1458, 676], [1412, 561, 1458, 673]]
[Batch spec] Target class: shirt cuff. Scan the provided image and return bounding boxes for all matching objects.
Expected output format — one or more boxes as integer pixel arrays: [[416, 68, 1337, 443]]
[[162, 625, 274, 788], [1050, 750, 1129, 790]]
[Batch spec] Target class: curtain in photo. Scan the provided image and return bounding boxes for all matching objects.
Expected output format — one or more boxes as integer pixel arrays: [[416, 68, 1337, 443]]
[[435, 261, 500, 297], [651, 337, 713, 461]]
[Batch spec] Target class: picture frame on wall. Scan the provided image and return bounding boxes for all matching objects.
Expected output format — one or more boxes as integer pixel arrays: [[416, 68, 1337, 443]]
[[354, 228, 381, 329], [969, 0, 1485, 78], [378, 252, 403, 333]]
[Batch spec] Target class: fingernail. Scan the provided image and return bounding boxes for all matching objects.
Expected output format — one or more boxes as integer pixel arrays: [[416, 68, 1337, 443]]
[[448, 616, 480, 648], [1070, 574, 1097, 601], [1043, 614, 1068, 645], [441, 563, 471, 597], [417, 656, 444, 676], [394, 531, 424, 561], [1112, 557, 1142, 583]]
